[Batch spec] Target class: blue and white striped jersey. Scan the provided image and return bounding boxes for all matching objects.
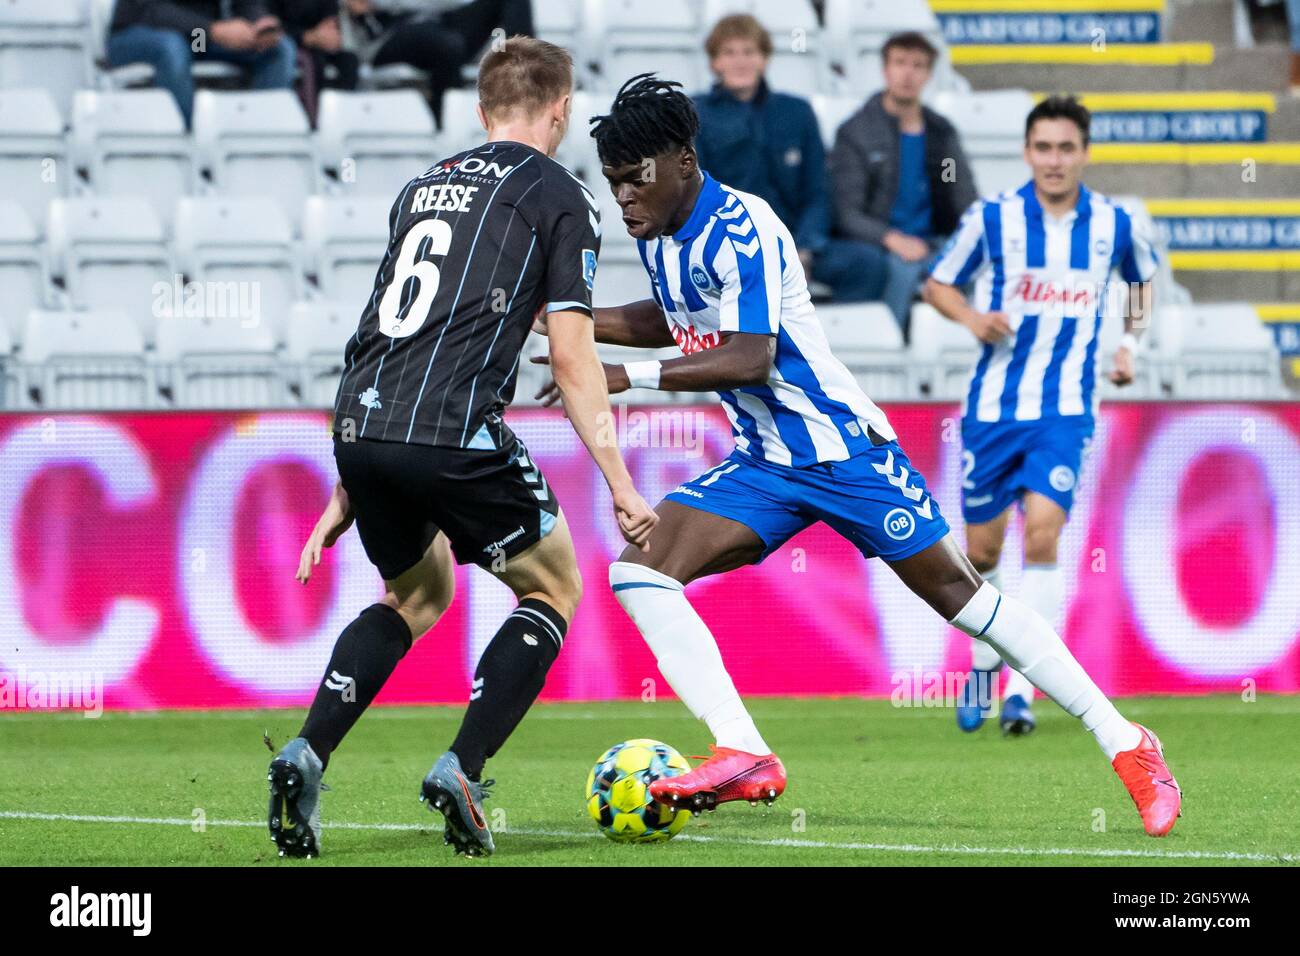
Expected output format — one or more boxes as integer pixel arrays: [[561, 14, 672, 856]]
[[638, 172, 897, 467], [928, 180, 1158, 424]]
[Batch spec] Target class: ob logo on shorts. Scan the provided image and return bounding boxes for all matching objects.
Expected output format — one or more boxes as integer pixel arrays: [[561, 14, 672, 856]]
[[1049, 465, 1076, 493], [883, 507, 915, 541]]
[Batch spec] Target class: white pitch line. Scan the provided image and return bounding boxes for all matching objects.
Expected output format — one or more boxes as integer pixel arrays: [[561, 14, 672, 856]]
[[1, 811, 1294, 863]]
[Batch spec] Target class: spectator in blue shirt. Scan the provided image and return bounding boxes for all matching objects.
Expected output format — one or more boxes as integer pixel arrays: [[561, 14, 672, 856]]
[[692, 14, 880, 303]]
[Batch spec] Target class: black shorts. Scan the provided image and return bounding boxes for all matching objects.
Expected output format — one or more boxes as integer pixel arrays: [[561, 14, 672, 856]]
[[333, 435, 561, 578]]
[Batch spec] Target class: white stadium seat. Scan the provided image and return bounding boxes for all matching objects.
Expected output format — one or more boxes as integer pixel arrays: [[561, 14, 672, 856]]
[[23, 308, 153, 408], [285, 299, 351, 408], [1158, 304, 1284, 400], [811, 94, 868, 148], [46, 197, 174, 344], [174, 197, 301, 346], [301, 196, 391, 311], [823, 0, 959, 96], [0, 88, 68, 235], [154, 308, 288, 409], [193, 90, 320, 231], [592, 260, 651, 308], [589, 0, 708, 93], [71, 89, 196, 234], [438, 89, 486, 157], [817, 302, 911, 398], [535, 0, 598, 86], [703, 0, 827, 96], [0, 199, 47, 347], [0, 0, 93, 117], [907, 303, 979, 400], [928, 90, 1034, 196], [316, 90, 440, 197], [555, 90, 605, 183], [0, 318, 20, 408]]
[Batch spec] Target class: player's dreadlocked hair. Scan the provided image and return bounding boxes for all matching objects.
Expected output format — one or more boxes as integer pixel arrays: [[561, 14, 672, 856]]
[[589, 73, 700, 168]]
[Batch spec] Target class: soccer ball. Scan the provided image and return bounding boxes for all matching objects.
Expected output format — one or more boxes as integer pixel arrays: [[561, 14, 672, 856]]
[[585, 739, 692, 843]]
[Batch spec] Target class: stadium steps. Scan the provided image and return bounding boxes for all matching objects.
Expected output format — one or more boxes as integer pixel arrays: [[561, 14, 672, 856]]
[[948, 0, 1290, 93], [1140, 198, 1300, 302], [956, 45, 1289, 94], [1082, 143, 1300, 200]]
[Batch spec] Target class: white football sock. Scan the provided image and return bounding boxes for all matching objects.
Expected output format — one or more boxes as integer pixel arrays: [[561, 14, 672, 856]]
[[1005, 564, 1064, 703], [969, 566, 1005, 672], [610, 562, 770, 755], [950, 582, 1141, 759]]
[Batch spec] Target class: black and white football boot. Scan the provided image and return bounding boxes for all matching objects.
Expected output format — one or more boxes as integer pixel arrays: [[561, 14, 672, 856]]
[[267, 737, 324, 859]]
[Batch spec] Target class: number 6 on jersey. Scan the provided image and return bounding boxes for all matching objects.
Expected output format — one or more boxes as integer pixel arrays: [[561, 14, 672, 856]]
[[378, 218, 452, 338]]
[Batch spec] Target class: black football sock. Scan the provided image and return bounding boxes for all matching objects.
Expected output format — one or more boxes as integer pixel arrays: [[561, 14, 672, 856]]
[[450, 598, 565, 779], [299, 603, 412, 771]]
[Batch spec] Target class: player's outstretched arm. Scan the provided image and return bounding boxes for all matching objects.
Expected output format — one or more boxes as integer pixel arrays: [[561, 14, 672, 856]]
[[923, 278, 1011, 345], [612, 331, 774, 393], [533, 330, 774, 403], [534, 298, 675, 348], [591, 299, 678, 347], [547, 310, 659, 551]]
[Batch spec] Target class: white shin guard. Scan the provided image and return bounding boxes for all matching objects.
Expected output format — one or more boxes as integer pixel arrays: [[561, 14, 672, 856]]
[[609, 562, 770, 755]]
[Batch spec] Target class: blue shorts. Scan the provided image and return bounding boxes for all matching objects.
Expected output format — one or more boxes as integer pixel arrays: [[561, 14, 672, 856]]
[[960, 416, 1094, 525], [665, 442, 951, 562]]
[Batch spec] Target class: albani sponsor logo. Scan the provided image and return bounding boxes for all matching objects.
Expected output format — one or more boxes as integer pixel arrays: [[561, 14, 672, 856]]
[[670, 324, 721, 355], [1011, 274, 1098, 314]]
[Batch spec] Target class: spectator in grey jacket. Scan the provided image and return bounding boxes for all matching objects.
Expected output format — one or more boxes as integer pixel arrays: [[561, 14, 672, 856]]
[[830, 31, 977, 331], [107, 0, 298, 127]]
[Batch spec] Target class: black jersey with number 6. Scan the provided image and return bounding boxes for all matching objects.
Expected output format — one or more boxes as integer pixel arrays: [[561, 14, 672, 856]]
[[332, 140, 601, 449]]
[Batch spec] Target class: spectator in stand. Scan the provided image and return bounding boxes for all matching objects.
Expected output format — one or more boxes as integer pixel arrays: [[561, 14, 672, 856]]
[[1288, 0, 1300, 95], [830, 31, 977, 333], [107, 0, 298, 127], [274, 0, 360, 124], [340, 0, 534, 125], [692, 14, 879, 302]]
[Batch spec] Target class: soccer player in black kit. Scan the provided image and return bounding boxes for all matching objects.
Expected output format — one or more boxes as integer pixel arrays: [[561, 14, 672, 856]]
[[268, 37, 657, 859]]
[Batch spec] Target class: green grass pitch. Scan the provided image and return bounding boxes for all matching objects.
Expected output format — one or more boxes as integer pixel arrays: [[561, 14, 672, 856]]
[[2, 696, 1297, 866]]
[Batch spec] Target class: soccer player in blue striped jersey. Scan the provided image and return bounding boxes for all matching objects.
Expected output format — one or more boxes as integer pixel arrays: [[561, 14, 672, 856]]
[[533, 76, 1180, 836], [926, 96, 1157, 738]]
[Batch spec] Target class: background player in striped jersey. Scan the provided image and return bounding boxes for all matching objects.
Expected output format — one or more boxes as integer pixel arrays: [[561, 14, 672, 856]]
[[925, 96, 1157, 737], [271, 38, 657, 859], [534, 75, 1180, 837]]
